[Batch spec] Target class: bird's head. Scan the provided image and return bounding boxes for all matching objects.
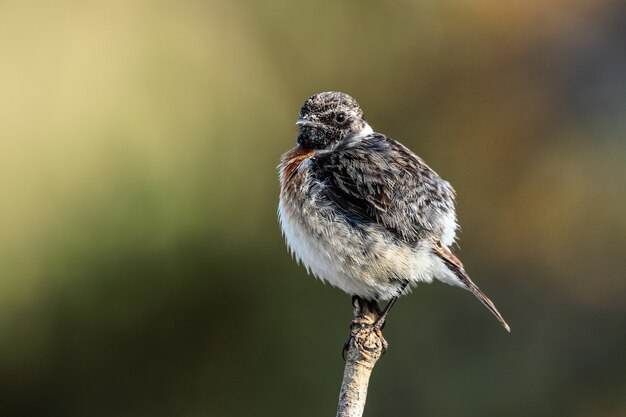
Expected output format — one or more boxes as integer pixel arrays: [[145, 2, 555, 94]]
[[296, 91, 372, 149]]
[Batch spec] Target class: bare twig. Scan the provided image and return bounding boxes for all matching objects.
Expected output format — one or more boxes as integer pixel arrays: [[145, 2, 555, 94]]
[[336, 298, 387, 417]]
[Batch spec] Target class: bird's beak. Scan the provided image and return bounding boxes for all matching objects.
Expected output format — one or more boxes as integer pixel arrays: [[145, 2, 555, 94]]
[[296, 118, 324, 129]]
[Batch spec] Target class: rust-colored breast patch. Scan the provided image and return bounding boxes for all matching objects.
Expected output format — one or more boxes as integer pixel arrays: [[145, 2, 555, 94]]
[[279, 147, 316, 192]]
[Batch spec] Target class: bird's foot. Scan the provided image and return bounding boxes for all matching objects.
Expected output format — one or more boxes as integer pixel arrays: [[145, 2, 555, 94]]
[[342, 298, 388, 360], [372, 324, 388, 352], [342, 320, 388, 360], [372, 314, 387, 332]]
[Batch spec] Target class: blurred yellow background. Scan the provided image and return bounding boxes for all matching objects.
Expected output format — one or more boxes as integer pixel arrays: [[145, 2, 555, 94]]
[[1, 1, 624, 416]]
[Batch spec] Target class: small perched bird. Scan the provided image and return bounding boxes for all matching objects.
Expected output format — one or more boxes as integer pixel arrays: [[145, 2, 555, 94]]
[[278, 91, 509, 332]]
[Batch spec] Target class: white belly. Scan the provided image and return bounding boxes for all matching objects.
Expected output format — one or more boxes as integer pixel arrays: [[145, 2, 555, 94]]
[[278, 200, 351, 291], [278, 199, 448, 300]]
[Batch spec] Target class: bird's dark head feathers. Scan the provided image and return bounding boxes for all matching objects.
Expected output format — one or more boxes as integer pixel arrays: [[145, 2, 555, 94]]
[[296, 91, 370, 149]]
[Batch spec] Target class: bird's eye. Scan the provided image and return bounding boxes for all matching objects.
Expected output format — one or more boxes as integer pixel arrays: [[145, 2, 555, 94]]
[[335, 112, 346, 123]]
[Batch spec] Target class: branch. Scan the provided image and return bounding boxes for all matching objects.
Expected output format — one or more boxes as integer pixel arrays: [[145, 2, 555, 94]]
[[336, 298, 387, 417]]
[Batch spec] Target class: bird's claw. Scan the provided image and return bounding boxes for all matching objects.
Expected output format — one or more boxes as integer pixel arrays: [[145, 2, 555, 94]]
[[372, 325, 389, 354], [342, 321, 388, 360]]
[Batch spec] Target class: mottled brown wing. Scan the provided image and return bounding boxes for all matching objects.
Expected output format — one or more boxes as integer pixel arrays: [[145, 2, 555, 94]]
[[433, 242, 511, 332], [316, 156, 391, 222], [312, 133, 455, 241]]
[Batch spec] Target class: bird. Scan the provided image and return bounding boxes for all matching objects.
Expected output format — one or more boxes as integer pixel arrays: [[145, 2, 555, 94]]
[[278, 91, 510, 333]]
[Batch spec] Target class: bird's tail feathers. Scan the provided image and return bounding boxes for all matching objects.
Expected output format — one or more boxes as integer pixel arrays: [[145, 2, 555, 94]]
[[433, 243, 511, 332], [461, 273, 511, 332]]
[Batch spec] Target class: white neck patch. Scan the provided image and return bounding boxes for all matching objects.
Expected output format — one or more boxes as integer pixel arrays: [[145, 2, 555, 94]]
[[354, 123, 373, 138]]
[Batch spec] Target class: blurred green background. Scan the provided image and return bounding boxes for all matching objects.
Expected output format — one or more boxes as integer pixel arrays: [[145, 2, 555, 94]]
[[1, 1, 625, 416]]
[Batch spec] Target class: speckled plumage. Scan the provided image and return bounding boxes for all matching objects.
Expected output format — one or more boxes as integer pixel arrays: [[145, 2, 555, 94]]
[[278, 92, 509, 331]]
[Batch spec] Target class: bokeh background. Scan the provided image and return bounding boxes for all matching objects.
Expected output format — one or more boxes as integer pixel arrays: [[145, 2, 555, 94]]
[[1, 1, 625, 416]]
